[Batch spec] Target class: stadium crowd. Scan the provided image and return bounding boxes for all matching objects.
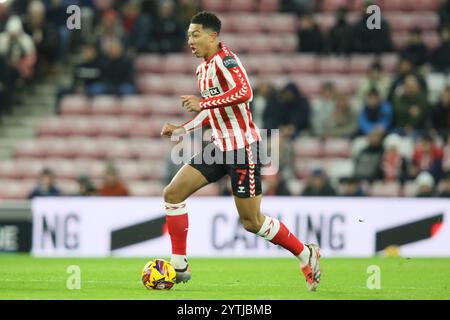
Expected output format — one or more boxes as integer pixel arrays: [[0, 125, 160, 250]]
[[1, 0, 450, 198]]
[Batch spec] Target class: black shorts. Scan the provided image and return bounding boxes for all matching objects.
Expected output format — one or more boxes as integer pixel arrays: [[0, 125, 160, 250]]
[[188, 142, 262, 198]]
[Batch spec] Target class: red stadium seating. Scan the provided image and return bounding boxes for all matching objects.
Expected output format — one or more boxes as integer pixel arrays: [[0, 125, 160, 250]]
[[91, 96, 121, 115], [60, 95, 90, 115], [258, 0, 279, 12], [371, 181, 401, 197]]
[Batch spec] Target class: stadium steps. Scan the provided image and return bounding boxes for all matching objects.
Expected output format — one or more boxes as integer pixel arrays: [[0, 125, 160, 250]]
[[0, 69, 72, 160]]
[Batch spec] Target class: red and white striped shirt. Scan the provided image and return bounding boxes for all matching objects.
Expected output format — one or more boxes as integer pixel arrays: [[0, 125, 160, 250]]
[[182, 42, 261, 151]]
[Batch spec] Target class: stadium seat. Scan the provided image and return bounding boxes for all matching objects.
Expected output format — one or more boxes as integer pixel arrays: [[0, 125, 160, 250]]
[[56, 179, 79, 195], [232, 14, 264, 33], [0, 161, 18, 179], [326, 158, 355, 180], [201, 0, 229, 12], [286, 179, 305, 196], [60, 95, 90, 115], [380, 54, 399, 73], [349, 55, 376, 74], [135, 55, 164, 73], [379, 0, 411, 11], [315, 13, 335, 33], [403, 181, 417, 197], [103, 139, 132, 160], [116, 160, 144, 180], [264, 14, 297, 33], [323, 138, 352, 158], [164, 54, 198, 74], [258, 0, 279, 12], [137, 76, 171, 95], [268, 34, 297, 53], [38, 117, 70, 137], [318, 56, 350, 74], [48, 160, 77, 179], [74, 159, 105, 179], [0, 180, 34, 199], [283, 54, 318, 73], [371, 181, 401, 197], [293, 137, 322, 158], [385, 13, 415, 32], [72, 139, 105, 159], [131, 139, 169, 160], [229, 0, 256, 12], [121, 95, 150, 116], [294, 158, 327, 179], [293, 76, 323, 97], [128, 181, 165, 196], [15, 140, 42, 158], [91, 96, 121, 115], [322, 0, 350, 11], [15, 159, 44, 179]]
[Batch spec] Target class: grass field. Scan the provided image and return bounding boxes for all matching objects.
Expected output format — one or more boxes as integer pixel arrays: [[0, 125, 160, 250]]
[[0, 255, 449, 300]]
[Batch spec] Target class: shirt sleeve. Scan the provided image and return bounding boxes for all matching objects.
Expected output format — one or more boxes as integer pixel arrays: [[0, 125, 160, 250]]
[[199, 55, 252, 110], [181, 109, 210, 133]]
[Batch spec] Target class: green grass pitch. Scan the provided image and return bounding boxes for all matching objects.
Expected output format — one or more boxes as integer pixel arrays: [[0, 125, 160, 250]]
[[1, 255, 449, 300]]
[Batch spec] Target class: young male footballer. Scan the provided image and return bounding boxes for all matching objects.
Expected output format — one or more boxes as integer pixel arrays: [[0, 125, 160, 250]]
[[160, 11, 321, 291]]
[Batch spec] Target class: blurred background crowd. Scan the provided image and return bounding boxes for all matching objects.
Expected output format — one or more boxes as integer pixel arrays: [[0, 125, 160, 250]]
[[0, 0, 450, 199]]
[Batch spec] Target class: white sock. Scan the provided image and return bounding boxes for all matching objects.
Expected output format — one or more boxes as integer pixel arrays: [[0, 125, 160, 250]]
[[297, 245, 311, 268], [170, 254, 187, 270]]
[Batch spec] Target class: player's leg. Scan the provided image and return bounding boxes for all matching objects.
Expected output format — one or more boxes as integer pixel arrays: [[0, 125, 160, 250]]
[[163, 145, 227, 283], [163, 164, 209, 282], [233, 194, 321, 291], [229, 143, 321, 290]]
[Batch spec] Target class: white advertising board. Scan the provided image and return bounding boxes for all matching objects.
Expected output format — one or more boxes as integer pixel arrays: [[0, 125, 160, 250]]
[[32, 197, 450, 257]]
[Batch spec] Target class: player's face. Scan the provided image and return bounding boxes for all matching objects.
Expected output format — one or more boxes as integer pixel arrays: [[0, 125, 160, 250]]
[[187, 24, 216, 58]]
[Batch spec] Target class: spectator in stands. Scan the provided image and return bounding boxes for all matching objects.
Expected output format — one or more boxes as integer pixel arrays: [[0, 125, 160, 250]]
[[431, 85, 450, 136], [56, 44, 102, 110], [351, 1, 393, 53], [438, 172, 450, 197], [98, 163, 129, 196], [86, 39, 136, 96], [46, 0, 74, 60], [177, 0, 201, 27], [0, 16, 36, 82], [277, 82, 310, 138], [0, 55, 10, 119], [400, 28, 428, 68], [358, 88, 393, 135], [387, 58, 427, 103], [148, 0, 184, 54], [23, 0, 60, 72], [310, 81, 335, 137], [281, 0, 314, 16], [410, 134, 443, 182], [438, 0, 450, 29], [297, 12, 325, 54], [28, 168, 62, 198], [327, 7, 352, 55], [263, 174, 291, 196], [0, 0, 9, 33], [430, 27, 450, 73], [414, 171, 435, 198], [339, 177, 367, 197], [354, 129, 384, 182], [95, 9, 125, 56], [442, 133, 450, 173], [392, 74, 428, 135], [356, 61, 391, 107], [75, 175, 97, 196], [251, 82, 280, 131], [381, 134, 408, 183], [302, 168, 337, 196], [328, 93, 357, 138], [121, 0, 151, 54]]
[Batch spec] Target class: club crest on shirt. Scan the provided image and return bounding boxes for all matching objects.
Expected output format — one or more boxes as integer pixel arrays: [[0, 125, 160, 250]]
[[223, 55, 238, 69]]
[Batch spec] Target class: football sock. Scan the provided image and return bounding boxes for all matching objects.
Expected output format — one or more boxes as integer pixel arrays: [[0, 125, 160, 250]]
[[165, 201, 189, 269], [257, 216, 310, 266]]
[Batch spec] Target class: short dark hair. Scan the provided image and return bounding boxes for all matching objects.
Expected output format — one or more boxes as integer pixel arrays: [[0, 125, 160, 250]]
[[191, 11, 221, 34]]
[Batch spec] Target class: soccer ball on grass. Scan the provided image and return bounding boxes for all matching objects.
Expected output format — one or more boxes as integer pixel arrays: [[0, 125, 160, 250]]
[[141, 258, 176, 290]]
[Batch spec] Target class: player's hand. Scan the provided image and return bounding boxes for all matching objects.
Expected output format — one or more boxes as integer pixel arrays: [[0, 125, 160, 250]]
[[181, 95, 201, 112], [160, 123, 186, 138]]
